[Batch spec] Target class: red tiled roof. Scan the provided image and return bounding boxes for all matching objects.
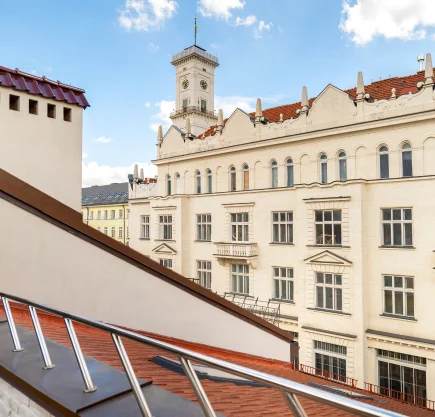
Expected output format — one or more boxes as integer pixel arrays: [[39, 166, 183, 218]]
[[0, 66, 90, 109], [197, 70, 431, 139], [2, 305, 433, 417]]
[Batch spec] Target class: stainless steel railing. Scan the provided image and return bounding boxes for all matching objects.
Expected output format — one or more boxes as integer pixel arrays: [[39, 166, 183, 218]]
[[0, 292, 405, 417]]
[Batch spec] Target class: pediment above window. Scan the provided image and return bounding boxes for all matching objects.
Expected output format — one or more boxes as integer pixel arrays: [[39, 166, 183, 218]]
[[152, 243, 177, 254], [304, 250, 352, 266]]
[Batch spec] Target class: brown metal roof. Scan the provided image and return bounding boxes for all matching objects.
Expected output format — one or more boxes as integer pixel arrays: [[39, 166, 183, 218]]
[[0, 66, 90, 109]]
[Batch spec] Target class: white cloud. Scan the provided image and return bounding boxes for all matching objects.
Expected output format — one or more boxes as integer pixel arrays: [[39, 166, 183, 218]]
[[254, 20, 273, 38], [145, 102, 151, 107], [339, 0, 435, 45], [82, 152, 88, 159], [148, 42, 160, 52], [150, 99, 175, 132], [82, 161, 157, 187], [197, 0, 244, 20], [93, 136, 113, 144], [119, 0, 178, 31], [235, 15, 257, 26]]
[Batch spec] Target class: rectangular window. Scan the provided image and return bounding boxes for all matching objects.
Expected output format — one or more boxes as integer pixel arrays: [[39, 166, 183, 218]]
[[314, 341, 347, 382], [29, 99, 38, 115], [103, 227, 108, 235], [104, 210, 108, 220], [315, 272, 343, 311], [127, 227, 129, 239], [383, 275, 414, 317], [197, 261, 212, 289], [159, 215, 173, 240], [182, 99, 188, 111], [119, 209, 123, 219], [63, 107, 72, 122], [141, 215, 150, 239], [231, 213, 249, 242], [159, 259, 173, 269], [273, 267, 294, 301], [315, 210, 342, 245], [272, 212, 293, 243], [110, 210, 115, 219], [377, 349, 426, 402], [231, 264, 249, 294], [380, 154, 389, 179], [97, 227, 101, 231], [201, 99, 207, 113], [47, 103, 56, 119], [89, 211, 93, 220], [196, 214, 211, 241], [97, 210, 101, 220], [9, 95, 20, 111], [118, 227, 123, 238], [111, 227, 116, 238], [382, 208, 413, 247]]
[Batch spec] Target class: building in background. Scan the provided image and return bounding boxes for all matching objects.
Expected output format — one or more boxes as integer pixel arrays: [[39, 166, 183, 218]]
[[129, 44, 435, 404], [82, 183, 130, 245]]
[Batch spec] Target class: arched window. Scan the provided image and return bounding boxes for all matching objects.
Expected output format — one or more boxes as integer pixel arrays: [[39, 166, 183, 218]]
[[401, 142, 413, 177], [271, 160, 278, 188], [338, 151, 347, 181], [195, 170, 201, 194], [175, 173, 181, 194], [206, 169, 212, 193], [166, 175, 172, 196], [286, 158, 294, 187], [230, 166, 236, 191], [242, 164, 249, 190], [379, 145, 389, 179], [320, 154, 328, 184]]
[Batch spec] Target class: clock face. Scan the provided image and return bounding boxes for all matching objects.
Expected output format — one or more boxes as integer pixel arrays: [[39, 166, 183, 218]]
[[200, 80, 208, 90], [182, 79, 189, 89]]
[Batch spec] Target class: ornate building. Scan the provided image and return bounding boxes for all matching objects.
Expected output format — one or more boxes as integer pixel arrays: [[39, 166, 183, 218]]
[[129, 44, 435, 404]]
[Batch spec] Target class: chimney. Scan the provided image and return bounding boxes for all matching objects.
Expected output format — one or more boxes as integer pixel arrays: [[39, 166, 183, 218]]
[[157, 125, 163, 143], [425, 53, 433, 84], [418, 55, 425, 72], [216, 109, 224, 132], [140, 168, 144, 181], [356, 71, 365, 101], [300, 86, 309, 113], [133, 164, 139, 181]]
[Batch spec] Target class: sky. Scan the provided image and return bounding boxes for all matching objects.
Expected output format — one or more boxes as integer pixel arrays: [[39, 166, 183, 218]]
[[1, 0, 435, 186]]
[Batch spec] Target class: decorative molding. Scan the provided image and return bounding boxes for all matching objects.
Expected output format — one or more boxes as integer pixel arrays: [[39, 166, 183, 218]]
[[302, 326, 357, 340], [304, 250, 352, 266]]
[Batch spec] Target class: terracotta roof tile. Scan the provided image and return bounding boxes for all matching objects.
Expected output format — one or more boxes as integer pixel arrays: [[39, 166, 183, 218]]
[[198, 70, 431, 139], [0, 65, 89, 109], [1, 305, 433, 416]]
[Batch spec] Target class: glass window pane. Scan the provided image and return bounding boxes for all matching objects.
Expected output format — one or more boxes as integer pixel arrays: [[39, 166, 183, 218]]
[[395, 292, 404, 315], [333, 210, 342, 221], [316, 273, 324, 283], [335, 275, 342, 285], [382, 209, 391, 221], [404, 223, 413, 246], [380, 153, 389, 179], [402, 151, 413, 177], [405, 277, 414, 289], [316, 224, 323, 244], [393, 209, 402, 220], [274, 279, 279, 298], [406, 293, 414, 317], [334, 224, 342, 245], [384, 276, 393, 287], [324, 224, 333, 243], [335, 288, 342, 311], [272, 224, 279, 242], [393, 223, 402, 246], [394, 276, 403, 288], [324, 211, 332, 221], [273, 213, 279, 222], [383, 223, 392, 245], [325, 274, 333, 284], [325, 287, 333, 309], [384, 290, 393, 313], [404, 209, 412, 220], [315, 211, 323, 222], [287, 165, 294, 187], [316, 286, 324, 308]]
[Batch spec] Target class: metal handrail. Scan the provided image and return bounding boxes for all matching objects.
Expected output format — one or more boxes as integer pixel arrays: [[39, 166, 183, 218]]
[[299, 364, 358, 388], [0, 292, 405, 417]]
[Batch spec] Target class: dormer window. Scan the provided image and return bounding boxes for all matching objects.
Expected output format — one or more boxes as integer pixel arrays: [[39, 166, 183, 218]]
[[9, 95, 20, 111]]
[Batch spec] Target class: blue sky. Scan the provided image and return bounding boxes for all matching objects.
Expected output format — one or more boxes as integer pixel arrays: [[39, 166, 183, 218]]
[[1, 0, 435, 185]]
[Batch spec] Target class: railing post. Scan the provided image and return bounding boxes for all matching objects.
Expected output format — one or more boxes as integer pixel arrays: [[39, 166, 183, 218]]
[[1, 297, 23, 352], [28, 306, 54, 369], [112, 333, 152, 417], [281, 390, 308, 417], [64, 318, 97, 393], [179, 356, 216, 417]]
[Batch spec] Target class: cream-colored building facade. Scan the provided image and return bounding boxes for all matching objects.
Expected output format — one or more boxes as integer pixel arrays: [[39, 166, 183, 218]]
[[129, 46, 435, 401]]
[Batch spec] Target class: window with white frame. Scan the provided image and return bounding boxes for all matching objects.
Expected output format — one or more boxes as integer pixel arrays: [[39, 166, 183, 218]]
[[314, 341, 347, 382], [89, 211, 93, 220], [97, 227, 101, 231], [401, 143, 413, 177], [127, 227, 129, 239], [315, 210, 342, 245], [159, 259, 173, 269], [175, 173, 181, 194], [111, 227, 115, 238], [338, 151, 347, 181], [110, 210, 115, 219], [159, 215, 173, 240], [382, 208, 413, 247], [196, 214, 211, 241], [242, 164, 249, 190], [118, 227, 123, 238], [97, 210, 101, 220], [286, 158, 294, 187], [379, 145, 389, 179], [272, 212, 293, 243], [141, 215, 150, 239], [271, 160, 278, 188], [230, 166, 236, 191], [377, 349, 426, 401], [231, 213, 249, 242], [316, 272, 343, 311], [103, 227, 108, 235], [206, 169, 212, 193], [166, 175, 172, 196], [273, 267, 294, 301], [231, 264, 249, 294], [320, 154, 328, 184], [197, 261, 211, 289], [383, 275, 414, 317], [195, 170, 201, 194], [104, 210, 108, 220], [119, 209, 123, 219]]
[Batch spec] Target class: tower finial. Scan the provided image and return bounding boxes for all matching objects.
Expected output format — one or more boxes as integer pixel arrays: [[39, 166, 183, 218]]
[[194, 16, 198, 46]]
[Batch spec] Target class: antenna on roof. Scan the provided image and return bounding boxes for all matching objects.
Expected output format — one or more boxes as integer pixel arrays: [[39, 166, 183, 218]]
[[418, 55, 425, 71], [194, 16, 198, 46]]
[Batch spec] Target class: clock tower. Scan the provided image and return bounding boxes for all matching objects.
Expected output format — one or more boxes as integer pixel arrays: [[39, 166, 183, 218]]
[[170, 44, 219, 136]]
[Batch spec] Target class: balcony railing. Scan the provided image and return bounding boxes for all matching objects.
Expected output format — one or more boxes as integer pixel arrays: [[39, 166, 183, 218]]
[[170, 106, 217, 119], [299, 364, 358, 388], [365, 383, 435, 410], [0, 292, 405, 417], [224, 293, 281, 325], [214, 242, 258, 258]]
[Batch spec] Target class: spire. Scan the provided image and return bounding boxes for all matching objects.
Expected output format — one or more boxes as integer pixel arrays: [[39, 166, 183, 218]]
[[300, 86, 308, 113], [157, 125, 163, 143], [194, 16, 198, 46], [133, 164, 139, 181], [356, 71, 365, 100], [425, 53, 433, 84], [216, 109, 224, 132]]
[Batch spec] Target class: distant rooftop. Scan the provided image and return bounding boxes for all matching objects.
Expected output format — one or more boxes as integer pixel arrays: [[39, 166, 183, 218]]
[[0, 65, 90, 109], [82, 182, 128, 206], [171, 45, 219, 66]]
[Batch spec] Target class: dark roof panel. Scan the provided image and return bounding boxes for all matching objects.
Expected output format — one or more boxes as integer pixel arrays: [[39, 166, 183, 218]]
[[82, 183, 129, 206]]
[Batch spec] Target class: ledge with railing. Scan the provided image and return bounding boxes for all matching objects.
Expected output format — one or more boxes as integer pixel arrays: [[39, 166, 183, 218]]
[[214, 242, 258, 258], [0, 292, 405, 417], [170, 106, 217, 119], [299, 364, 358, 388], [365, 382, 434, 411]]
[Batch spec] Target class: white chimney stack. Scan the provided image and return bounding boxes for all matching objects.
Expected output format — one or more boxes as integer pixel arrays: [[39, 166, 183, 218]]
[[418, 55, 425, 71]]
